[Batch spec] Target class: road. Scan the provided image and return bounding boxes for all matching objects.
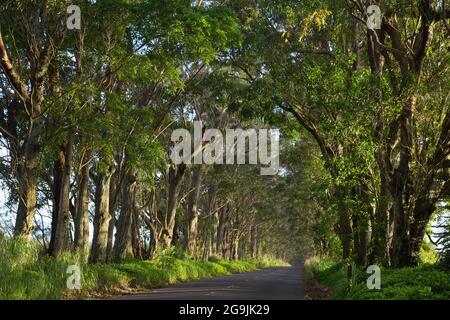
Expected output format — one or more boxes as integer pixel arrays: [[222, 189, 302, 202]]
[[113, 266, 304, 300]]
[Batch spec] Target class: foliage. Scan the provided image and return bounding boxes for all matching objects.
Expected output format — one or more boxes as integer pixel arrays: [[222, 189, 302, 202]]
[[305, 257, 450, 300], [0, 239, 287, 299]]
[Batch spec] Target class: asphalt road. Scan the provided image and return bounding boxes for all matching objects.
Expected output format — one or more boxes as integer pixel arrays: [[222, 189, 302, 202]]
[[113, 266, 304, 300]]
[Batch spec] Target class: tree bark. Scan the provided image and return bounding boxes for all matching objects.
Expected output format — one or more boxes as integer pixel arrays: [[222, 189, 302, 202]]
[[184, 166, 202, 255], [14, 156, 39, 238], [160, 164, 186, 247], [250, 224, 258, 259], [216, 206, 228, 256], [90, 164, 115, 263], [106, 169, 119, 261], [132, 197, 142, 259], [74, 150, 91, 255], [113, 170, 137, 261], [353, 215, 371, 266], [49, 134, 74, 257], [148, 221, 159, 259], [0, 32, 52, 240]]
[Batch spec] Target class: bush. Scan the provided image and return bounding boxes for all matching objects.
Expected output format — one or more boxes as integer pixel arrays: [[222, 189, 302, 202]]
[[349, 265, 450, 300], [305, 256, 450, 300]]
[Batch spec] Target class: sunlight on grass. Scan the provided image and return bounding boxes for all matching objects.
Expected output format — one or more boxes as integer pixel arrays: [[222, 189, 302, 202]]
[[0, 238, 288, 299]]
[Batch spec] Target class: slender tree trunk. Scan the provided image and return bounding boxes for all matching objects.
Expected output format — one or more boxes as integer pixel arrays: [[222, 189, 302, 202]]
[[238, 237, 246, 260], [250, 225, 258, 259], [335, 194, 353, 261], [371, 161, 392, 265], [132, 204, 142, 259], [161, 164, 186, 247], [114, 170, 137, 260], [74, 150, 91, 255], [353, 215, 371, 266], [106, 214, 115, 260], [14, 160, 38, 238], [232, 236, 239, 260], [90, 164, 115, 263], [216, 207, 228, 256], [207, 184, 219, 255], [49, 134, 74, 257], [148, 222, 158, 259], [212, 211, 219, 255], [390, 190, 410, 267], [185, 166, 202, 255], [106, 170, 119, 261], [171, 219, 180, 247]]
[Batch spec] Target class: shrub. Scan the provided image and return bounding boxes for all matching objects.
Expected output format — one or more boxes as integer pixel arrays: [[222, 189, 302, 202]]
[[305, 256, 450, 300], [349, 265, 450, 300]]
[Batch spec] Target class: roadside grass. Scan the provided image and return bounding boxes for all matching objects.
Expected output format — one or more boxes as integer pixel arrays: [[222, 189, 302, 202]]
[[304, 256, 450, 300], [0, 238, 288, 300]]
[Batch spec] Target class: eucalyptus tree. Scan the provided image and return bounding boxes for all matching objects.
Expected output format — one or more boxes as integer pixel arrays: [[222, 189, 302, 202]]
[[0, 1, 69, 239], [108, 0, 241, 260], [221, 0, 368, 263], [348, 0, 450, 266], [223, 0, 449, 268]]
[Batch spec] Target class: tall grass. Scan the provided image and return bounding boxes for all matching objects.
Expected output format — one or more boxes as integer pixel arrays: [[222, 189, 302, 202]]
[[0, 238, 85, 299], [0, 238, 288, 299]]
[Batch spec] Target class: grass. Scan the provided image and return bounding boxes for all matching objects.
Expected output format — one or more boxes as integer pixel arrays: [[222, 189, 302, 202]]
[[304, 256, 450, 300], [304, 257, 349, 299], [0, 238, 289, 300]]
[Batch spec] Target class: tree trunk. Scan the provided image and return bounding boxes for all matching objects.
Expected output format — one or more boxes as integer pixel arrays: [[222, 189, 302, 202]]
[[161, 164, 185, 247], [406, 200, 434, 266], [353, 215, 371, 266], [216, 206, 228, 256], [207, 183, 219, 255], [90, 164, 115, 263], [335, 194, 353, 261], [212, 211, 220, 255], [106, 169, 119, 261], [132, 202, 142, 259], [404, 173, 444, 266], [14, 161, 38, 238], [238, 237, 246, 260], [49, 134, 74, 257], [1, 33, 47, 240], [74, 150, 91, 255], [390, 194, 408, 267], [371, 160, 392, 265], [184, 166, 202, 255], [148, 222, 158, 260], [114, 170, 137, 261], [232, 236, 239, 260], [250, 225, 258, 259]]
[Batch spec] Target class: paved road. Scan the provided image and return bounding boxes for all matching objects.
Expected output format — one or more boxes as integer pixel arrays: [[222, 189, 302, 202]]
[[114, 266, 304, 300]]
